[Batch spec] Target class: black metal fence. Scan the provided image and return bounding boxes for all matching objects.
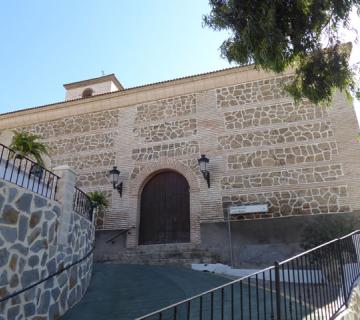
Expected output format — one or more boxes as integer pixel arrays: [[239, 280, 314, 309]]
[[73, 186, 93, 221], [0, 143, 59, 199], [136, 230, 360, 320]]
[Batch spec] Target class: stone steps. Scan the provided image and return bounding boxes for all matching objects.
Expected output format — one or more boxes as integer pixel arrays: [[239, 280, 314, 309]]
[[95, 245, 220, 266]]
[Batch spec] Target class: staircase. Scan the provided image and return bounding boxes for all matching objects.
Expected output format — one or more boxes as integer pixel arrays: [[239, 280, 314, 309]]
[[95, 243, 220, 266]]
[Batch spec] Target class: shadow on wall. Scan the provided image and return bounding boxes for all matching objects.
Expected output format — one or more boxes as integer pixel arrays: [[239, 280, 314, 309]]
[[200, 212, 360, 268]]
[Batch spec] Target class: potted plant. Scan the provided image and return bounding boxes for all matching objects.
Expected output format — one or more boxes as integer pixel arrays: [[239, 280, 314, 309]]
[[87, 191, 109, 227], [10, 131, 49, 178]]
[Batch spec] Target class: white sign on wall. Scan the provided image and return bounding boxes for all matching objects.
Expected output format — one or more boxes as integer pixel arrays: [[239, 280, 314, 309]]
[[229, 204, 268, 215]]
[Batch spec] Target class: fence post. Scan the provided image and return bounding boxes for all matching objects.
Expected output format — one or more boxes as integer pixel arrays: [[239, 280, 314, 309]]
[[53, 165, 77, 245], [336, 239, 349, 307], [274, 261, 282, 320]]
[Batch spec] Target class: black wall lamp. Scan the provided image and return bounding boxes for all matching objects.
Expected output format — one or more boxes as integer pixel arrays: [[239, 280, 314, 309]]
[[198, 154, 210, 188], [109, 166, 123, 197]]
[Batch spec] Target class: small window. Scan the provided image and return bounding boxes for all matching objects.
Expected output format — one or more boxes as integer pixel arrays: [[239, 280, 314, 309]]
[[82, 88, 93, 98]]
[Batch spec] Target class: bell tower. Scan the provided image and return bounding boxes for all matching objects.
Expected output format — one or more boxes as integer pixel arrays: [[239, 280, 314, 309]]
[[63, 74, 124, 101]]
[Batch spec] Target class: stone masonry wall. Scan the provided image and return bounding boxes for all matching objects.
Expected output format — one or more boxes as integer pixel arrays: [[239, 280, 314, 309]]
[[218, 121, 333, 149], [222, 185, 349, 219], [21, 110, 119, 139], [221, 164, 343, 190], [227, 142, 338, 170], [12, 109, 119, 230], [131, 141, 199, 161], [1, 66, 360, 240], [47, 132, 116, 157], [216, 75, 293, 107], [134, 94, 196, 124], [223, 100, 327, 130], [50, 152, 116, 172], [133, 119, 197, 143], [0, 179, 94, 319]]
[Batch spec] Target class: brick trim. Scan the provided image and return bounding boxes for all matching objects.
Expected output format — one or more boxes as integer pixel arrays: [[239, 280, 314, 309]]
[[127, 159, 201, 247], [129, 158, 200, 195]]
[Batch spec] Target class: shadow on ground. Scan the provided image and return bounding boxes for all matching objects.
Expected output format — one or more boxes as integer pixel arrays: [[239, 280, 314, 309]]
[[61, 263, 230, 320]]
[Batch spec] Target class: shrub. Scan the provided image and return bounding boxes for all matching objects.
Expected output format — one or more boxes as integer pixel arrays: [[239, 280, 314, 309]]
[[301, 213, 360, 251]]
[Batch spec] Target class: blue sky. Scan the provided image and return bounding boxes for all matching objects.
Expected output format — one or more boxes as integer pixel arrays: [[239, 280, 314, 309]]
[[0, 1, 232, 113], [0, 1, 359, 118]]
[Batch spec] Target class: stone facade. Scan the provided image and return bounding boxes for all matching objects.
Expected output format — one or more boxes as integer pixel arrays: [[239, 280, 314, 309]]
[[131, 141, 199, 162], [50, 152, 116, 172], [47, 132, 116, 157], [216, 75, 292, 107], [227, 142, 338, 170], [134, 119, 197, 143], [223, 100, 327, 129], [218, 121, 333, 149], [221, 164, 343, 190], [222, 185, 349, 219], [0, 66, 360, 246], [0, 179, 94, 319], [134, 94, 196, 124], [21, 110, 119, 139]]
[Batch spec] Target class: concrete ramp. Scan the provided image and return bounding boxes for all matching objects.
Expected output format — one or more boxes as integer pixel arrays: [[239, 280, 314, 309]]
[[61, 263, 229, 320]]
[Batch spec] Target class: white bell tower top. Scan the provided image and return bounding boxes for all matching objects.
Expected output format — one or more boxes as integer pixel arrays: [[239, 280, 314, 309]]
[[63, 74, 123, 101]]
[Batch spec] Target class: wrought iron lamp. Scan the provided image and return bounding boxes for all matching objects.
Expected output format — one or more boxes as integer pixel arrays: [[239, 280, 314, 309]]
[[198, 154, 210, 188], [109, 166, 123, 197]]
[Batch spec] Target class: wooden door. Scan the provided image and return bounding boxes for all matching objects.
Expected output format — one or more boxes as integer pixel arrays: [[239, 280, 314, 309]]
[[139, 171, 190, 245]]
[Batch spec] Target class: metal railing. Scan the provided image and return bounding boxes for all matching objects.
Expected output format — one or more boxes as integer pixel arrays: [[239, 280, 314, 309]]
[[0, 143, 59, 200], [136, 230, 360, 320], [73, 186, 93, 221]]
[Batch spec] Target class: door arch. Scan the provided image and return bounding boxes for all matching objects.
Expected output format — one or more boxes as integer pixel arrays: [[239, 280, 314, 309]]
[[139, 171, 190, 245]]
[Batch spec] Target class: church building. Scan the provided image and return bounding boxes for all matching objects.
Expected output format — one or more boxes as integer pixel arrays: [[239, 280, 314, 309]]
[[1, 66, 360, 266]]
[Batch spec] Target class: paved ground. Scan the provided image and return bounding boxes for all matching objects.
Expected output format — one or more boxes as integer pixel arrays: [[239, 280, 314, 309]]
[[62, 263, 230, 320]]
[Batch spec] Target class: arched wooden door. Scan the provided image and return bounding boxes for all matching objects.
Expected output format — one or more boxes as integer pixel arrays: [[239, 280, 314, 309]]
[[139, 171, 190, 245]]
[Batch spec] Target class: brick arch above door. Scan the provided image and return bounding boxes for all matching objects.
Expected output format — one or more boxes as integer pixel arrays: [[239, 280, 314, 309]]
[[129, 158, 200, 196], [127, 159, 201, 247]]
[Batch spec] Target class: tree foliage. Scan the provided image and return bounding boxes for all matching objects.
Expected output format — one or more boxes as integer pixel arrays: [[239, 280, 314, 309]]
[[204, 0, 360, 105], [10, 131, 49, 166]]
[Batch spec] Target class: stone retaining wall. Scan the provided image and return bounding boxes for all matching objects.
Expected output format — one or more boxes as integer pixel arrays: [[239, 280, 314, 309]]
[[0, 179, 94, 319]]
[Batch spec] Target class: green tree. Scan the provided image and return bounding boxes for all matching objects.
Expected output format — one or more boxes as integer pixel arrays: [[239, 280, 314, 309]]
[[204, 0, 360, 105], [10, 131, 49, 166]]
